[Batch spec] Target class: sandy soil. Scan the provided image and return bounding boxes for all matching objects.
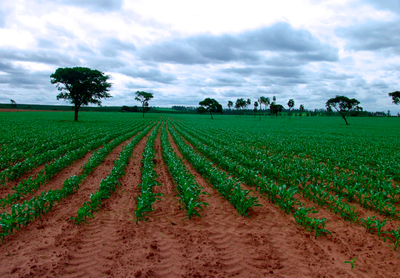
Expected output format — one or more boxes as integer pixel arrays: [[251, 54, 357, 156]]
[[0, 125, 399, 277]]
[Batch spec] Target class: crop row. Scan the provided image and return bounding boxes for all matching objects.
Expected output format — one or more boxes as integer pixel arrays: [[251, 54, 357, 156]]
[[0, 123, 134, 186], [160, 123, 209, 219], [168, 124, 260, 217], [0, 122, 147, 209], [135, 123, 163, 223], [174, 121, 399, 218], [71, 123, 155, 224], [0, 122, 150, 242], [172, 122, 400, 245]]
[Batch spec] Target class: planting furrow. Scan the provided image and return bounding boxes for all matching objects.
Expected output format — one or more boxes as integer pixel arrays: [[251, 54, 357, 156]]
[[160, 123, 209, 220], [70, 123, 156, 224], [172, 123, 400, 245], [135, 123, 162, 223], [0, 122, 146, 209], [0, 129, 139, 277], [0, 124, 148, 243], [168, 124, 262, 217]]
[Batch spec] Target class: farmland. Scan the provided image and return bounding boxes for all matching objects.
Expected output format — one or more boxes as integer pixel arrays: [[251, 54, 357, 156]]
[[0, 111, 399, 277]]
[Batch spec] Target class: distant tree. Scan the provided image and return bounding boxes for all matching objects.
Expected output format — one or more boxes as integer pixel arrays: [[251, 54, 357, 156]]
[[388, 91, 400, 105], [326, 104, 333, 117], [10, 99, 17, 108], [235, 98, 247, 115], [199, 98, 223, 119], [197, 106, 207, 114], [245, 99, 251, 116], [388, 110, 391, 117], [227, 100, 233, 115], [287, 99, 295, 119], [254, 101, 258, 117], [325, 95, 362, 125], [299, 104, 304, 117], [270, 104, 284, 117], [259, 96, 270, 118], [121, 105, 130, 112], [258, 97, 263, 116], [50, 67, 112, 121], [135, 91, 154, 118], [273, 96, 276, 102]]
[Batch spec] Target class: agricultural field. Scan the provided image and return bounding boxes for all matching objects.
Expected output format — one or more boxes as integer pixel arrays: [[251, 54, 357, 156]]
[[0, 111, 399, 277]]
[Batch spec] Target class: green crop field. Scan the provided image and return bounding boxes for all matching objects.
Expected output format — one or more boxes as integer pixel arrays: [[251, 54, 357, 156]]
[[1, 111, 400, 276]]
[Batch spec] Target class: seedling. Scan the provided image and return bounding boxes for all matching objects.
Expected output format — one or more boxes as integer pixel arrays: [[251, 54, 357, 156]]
[[360, 216, 376, 233], [345, 257, 357, 269], [384, 226, 400, 251]]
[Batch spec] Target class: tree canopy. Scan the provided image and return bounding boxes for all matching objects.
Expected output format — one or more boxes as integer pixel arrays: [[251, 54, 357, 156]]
[[388, 91, 400, 105], [50, 67, 112, 121], [270, 104, 284, 117], [234, 98, 247, 112], [326, 95, 362, 125], [287, 99, 295, 119], [199, 98, 223, 119], [135, 91, 154, 118]]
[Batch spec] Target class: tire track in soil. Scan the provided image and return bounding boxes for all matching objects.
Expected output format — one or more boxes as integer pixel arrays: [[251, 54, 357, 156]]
[[0, 135, 136, 278], [171, 124, 400, 278]]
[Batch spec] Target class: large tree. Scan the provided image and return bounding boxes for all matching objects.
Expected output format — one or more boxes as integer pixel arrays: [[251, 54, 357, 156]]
[[135, 91, 154, 118], [325, 95, 362, 125], [50, 67, 112, 121], [199, 98, 223, 119], [388, 91, 400, 105]]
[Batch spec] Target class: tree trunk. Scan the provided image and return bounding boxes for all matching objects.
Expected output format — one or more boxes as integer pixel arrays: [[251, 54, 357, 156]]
[[210, 111, 213, 119], [142, 103, 145, 118], [343, 115, 349, 125], [74, 105, 79, 121]]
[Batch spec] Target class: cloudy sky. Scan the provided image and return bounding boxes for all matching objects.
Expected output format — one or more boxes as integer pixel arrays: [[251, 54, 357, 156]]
[[1, 0, 400, 113]]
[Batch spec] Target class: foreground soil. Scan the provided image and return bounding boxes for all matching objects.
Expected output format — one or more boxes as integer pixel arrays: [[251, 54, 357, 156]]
[[0, 127, 399, 277]]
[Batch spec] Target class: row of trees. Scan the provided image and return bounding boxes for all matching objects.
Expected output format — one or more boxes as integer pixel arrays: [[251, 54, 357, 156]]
[[49, 66, 400, 122], [227, 96, 297, 119]]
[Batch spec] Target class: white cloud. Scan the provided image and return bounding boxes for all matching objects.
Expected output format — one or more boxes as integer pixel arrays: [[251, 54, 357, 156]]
[[0, 0, 399, 113]]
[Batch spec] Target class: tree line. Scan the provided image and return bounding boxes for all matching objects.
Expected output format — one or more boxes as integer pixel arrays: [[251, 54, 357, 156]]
[[47, 66, 400, 122]]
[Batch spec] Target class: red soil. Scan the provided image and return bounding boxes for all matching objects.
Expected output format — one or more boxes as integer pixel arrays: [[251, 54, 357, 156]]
[[0, 126, 399, 277]]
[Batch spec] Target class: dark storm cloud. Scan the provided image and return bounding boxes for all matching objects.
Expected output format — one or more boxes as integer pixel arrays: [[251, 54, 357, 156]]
[[0, 48, 79, 66], [99, 38, 137, 57], [139, 22, 338, 65], [336, 20, 400, 53], [54, 0, 122, 12], [0, 63, 51, 89], [121, 68, 177, 84]]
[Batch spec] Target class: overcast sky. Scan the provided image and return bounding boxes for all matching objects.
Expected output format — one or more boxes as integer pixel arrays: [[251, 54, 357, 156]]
[[1, 0, 400, 113]]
